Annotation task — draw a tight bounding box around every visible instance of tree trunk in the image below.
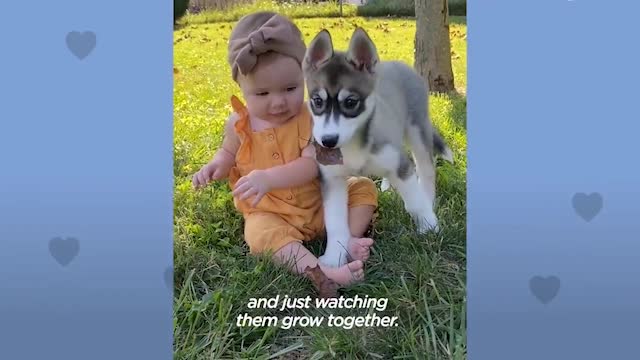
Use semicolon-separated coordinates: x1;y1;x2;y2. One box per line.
414;0;455;94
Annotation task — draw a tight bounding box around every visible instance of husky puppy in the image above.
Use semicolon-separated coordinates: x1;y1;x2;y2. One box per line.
302;28;453;267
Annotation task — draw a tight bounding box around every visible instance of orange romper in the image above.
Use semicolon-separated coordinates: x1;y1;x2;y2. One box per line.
227;96;378;254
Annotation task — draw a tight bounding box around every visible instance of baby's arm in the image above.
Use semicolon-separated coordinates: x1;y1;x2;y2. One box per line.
263;142;318;189
231;143;319;206
214;113;241;170
192;113;240;188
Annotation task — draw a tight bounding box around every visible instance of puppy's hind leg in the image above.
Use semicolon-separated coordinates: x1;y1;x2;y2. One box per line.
373;144;439;233
392;156;438;233
407;123;444;207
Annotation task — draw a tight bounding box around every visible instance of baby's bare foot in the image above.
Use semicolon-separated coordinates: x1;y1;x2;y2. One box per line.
319;260;364;286
347;237;374;262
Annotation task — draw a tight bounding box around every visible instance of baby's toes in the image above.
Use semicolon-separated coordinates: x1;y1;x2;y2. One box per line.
360;251;370;262
347;260;364;271
361;237;374;247
356;246;369;260
348;237;374;262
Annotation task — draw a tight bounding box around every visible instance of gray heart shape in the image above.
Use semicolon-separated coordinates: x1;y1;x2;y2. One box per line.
164;266;173;290
49;237;80;266
66;31;96;60
572;192;603;222
529;276;560;304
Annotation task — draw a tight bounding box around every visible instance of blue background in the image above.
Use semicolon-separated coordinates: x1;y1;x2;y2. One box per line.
1;0;639;359
468;0;640;359
0;1;173;359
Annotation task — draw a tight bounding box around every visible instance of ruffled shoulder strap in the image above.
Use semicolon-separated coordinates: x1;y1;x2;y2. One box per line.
297;103;313;150
229;95;250;135
228;95;253;158
230;95;248;116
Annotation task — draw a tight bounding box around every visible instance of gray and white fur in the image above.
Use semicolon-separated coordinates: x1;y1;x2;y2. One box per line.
303;28;453;267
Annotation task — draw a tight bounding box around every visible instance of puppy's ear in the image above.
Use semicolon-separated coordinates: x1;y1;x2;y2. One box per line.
346;27;378;74
304;29;333;72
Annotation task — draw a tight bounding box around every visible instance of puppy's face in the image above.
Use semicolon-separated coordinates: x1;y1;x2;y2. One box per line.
303;28;379;149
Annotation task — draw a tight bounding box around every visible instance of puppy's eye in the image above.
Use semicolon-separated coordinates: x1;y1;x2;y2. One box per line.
344;97;359;110
312;96;324;108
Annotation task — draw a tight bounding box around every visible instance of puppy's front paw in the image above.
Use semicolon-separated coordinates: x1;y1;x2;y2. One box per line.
414;210;439;234
380;178;392;192
318;249;348;268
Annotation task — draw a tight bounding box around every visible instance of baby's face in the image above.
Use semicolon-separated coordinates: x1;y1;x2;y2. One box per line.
238;53;305;125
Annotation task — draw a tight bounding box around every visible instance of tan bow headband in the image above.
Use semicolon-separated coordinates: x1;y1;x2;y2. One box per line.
228;13;306;81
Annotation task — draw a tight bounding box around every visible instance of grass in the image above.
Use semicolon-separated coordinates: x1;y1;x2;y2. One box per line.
174;15;467;359
358;0;466;17
180;0;358;25
179;0;466;26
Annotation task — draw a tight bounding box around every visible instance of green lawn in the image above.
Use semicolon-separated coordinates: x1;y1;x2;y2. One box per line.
179;0;467;25
180;0;358;25
174;16;467;359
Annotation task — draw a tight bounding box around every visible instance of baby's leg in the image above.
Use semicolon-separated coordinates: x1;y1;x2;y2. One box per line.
274;242;364;287
345;177;379;262
349;204;375;237
244;211;364;286
347;205;375;262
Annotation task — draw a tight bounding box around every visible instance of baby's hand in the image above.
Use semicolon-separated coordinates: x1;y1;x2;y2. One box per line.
192;161;227;189
232;170;272;207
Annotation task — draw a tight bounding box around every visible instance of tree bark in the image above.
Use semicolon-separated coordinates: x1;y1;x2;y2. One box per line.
414;0;455;94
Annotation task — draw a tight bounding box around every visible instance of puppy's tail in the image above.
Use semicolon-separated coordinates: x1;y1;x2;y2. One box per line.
433;129;454;163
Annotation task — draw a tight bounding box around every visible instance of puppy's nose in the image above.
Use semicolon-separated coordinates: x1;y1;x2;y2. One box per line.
321;134;339;148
